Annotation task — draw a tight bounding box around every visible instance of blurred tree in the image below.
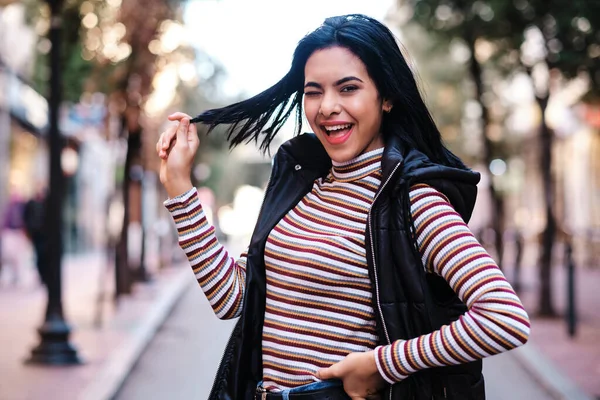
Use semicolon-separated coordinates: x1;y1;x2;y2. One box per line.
25;0;94;102
520;1;599;316
25;0;226;296
392;22;471;162
398;0;600;317
110;0;179;291
395;0;519;273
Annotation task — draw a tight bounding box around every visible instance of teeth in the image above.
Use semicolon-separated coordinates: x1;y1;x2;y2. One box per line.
324;124;352;132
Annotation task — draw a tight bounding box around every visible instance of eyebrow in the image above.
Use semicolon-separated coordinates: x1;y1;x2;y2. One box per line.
304;76;364;89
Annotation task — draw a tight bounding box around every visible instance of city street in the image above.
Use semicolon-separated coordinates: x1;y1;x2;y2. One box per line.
1;1;599;400
116;285;555;400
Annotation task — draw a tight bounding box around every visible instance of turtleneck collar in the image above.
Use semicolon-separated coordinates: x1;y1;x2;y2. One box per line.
331;147;384;182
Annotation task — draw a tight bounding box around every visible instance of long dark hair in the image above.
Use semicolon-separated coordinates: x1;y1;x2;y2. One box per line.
191;14;466;169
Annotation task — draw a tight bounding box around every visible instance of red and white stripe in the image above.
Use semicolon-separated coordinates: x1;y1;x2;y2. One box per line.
165;152;530;390
261;148;384;390
374;184;530;383
165;190;246;320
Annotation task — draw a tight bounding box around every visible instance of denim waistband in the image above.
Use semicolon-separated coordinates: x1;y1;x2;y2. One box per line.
257;379;344;400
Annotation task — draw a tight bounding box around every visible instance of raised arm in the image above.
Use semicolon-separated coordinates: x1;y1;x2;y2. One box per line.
157;113;246;319
165;189;247;319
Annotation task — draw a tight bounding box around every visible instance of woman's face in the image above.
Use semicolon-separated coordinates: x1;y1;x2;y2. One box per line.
303;46;390;163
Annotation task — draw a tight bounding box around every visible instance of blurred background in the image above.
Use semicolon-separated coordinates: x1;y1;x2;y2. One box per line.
0;0;598;399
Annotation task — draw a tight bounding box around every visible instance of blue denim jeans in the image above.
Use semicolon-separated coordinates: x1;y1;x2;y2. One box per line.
258;379;344;400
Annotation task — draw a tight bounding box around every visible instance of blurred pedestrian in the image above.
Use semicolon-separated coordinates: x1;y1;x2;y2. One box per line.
1;188;29;285
23;183;48;286
157;14;530;400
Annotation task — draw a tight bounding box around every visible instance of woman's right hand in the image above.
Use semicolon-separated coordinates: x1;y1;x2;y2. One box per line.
156;112;200;198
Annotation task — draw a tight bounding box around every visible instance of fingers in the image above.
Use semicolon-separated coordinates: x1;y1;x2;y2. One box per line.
156;134;162;154
316;366;337;381
157;112;197;161
188;122;200;150
157;132;167;159
157;124;178;159
176;118;190;144
168;112;192;121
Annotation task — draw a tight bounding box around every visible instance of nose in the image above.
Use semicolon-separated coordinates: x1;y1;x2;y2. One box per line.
318;92;341;117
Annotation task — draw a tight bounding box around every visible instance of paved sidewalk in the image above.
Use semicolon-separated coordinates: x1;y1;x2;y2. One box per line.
0;251;192;400
0;247;597;400
510;262;600;399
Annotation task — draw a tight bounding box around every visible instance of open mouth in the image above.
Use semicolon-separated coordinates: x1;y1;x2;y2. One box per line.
321;123;354;145
322;123;353;135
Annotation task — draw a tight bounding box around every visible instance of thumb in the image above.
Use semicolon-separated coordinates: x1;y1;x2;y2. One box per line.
316;366;336;381
188;122;199;143
176;118;190;145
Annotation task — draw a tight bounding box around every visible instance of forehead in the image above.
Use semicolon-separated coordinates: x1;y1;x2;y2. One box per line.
304;46;367;81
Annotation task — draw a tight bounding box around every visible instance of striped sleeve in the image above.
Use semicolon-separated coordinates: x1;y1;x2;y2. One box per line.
164;188;246;319
374;184;530;383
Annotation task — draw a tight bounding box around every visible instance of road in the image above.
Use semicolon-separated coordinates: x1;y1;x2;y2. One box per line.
116;286;554;400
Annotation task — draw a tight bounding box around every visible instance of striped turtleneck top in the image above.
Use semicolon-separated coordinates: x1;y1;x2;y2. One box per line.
261;147;383;389
164;147;529;390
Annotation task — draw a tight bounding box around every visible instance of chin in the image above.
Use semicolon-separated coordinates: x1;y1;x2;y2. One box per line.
315;133;364;163
323;147;360;164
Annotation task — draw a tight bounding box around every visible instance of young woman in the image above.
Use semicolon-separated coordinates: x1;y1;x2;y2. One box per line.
156;14;530;400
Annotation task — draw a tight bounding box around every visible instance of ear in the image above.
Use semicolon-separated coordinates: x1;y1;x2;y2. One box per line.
382;99;393;113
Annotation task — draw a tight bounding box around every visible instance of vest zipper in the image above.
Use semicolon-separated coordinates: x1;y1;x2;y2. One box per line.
368;161;402;400
207;319;243;399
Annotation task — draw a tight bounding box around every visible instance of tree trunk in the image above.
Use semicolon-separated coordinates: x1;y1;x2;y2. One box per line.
136;170;150;282
130;166;149;282
0;105;11;274
536;94;557;317
115;118;134;297
465;34;505;268
114;99;147;297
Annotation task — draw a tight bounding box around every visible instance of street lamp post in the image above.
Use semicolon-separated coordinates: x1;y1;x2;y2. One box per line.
28;0;81;365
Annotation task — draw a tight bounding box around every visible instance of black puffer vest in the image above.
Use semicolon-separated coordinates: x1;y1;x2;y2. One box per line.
208;133;484;400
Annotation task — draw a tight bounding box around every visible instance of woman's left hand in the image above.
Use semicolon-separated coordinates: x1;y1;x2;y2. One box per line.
316;351;386;400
